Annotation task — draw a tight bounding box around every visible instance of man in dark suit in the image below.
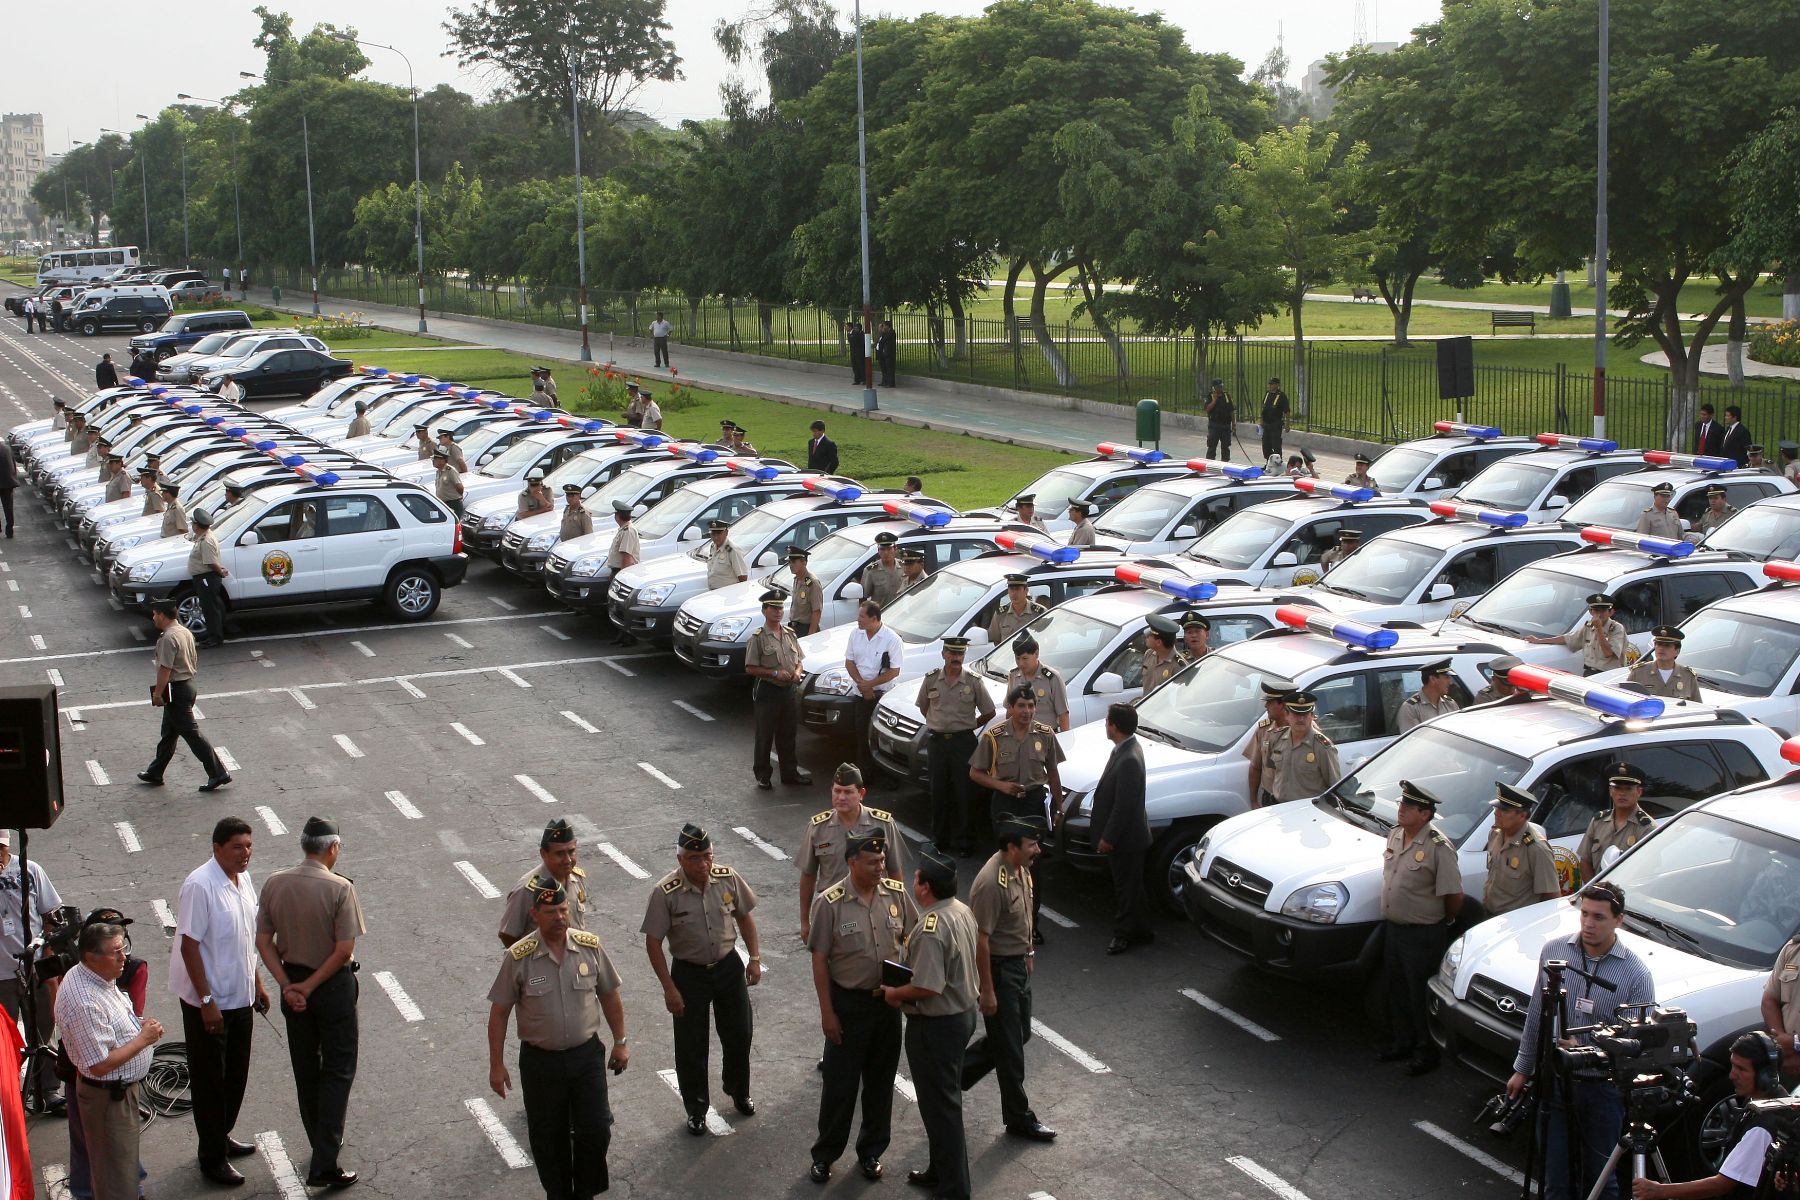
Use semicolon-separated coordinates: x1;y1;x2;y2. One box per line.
1720;405;1752;468
876;322;898;388
1693;404;1724;456
848;321;867;385
807;420;840;474
1089;703;1152;955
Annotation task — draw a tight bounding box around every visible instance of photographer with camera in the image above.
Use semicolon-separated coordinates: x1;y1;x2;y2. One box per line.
0;829;67;1114
1632;1032;1787;1199
1507;882;1658;1200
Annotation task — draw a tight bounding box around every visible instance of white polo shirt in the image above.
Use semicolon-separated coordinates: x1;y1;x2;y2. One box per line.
846;625;905;694
169;856;259;1010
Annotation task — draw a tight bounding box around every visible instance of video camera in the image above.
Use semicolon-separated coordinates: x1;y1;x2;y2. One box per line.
1558;1004;1700;1086
19;904;84;984
1742;1097;1800;1197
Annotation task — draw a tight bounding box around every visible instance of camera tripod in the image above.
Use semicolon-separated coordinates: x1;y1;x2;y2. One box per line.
8;827;64;1114
1582;1093;1672;1200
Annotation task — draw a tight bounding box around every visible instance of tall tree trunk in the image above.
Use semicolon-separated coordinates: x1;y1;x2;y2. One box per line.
1190;329;1212;408
1785;272;1799;322
1377;268;1422;348
1028;260;1075;387
1658;270;1746;449
757;301;774;345
926;301;948;369
1075;263;1130;380
1003;255;1026;360
687;297;701;344
1727;296;1746;389
1289;288;1309;420
946;292;967;361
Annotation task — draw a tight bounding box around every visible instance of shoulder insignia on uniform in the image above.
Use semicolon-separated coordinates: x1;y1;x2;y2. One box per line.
922;912;939;933
1030;721;1054;734
811;810;833;825
997;866;1008;888
880;878;907;893
824;885;847;902
1522;833;1536;845
711;865;734;878
1429;830;1448;845
570;866;586;879
1040;665;1056;677
568;929;601;949
509;936;539;960
660;874;683;894
1404;695;1420;705
867;807;893;821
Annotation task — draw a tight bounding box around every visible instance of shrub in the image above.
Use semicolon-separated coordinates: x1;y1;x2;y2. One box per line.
1750;319;1800;368
297;312;375;342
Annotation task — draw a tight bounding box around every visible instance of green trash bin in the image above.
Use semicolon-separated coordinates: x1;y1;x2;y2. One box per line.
1135;398;1161;448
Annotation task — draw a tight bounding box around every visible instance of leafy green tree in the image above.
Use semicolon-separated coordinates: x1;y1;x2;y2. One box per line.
1727;108;1800;323
252;6;369;82
715;0;851;109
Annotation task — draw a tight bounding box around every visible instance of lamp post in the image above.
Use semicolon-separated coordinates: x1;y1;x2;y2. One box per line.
853;0;878;412
333;33;428;333
103;126;151;257
136;113;188;263
1592;0;1609;441
178;94;244;296
241;72;320;316
570;68;591;362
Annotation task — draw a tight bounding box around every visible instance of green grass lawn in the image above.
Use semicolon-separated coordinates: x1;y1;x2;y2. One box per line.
1317;274;1790;320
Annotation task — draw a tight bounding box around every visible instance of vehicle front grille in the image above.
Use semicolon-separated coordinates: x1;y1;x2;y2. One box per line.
1207;858;1273;905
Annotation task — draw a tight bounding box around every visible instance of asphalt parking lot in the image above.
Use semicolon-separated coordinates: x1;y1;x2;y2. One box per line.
0;317;1526;1200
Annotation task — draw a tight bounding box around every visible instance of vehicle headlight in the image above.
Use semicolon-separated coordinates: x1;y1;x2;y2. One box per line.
112;534;145;551
98;513;134;528
569;555;607;577
1440;934;1466;984
709;615;753;641
481;512;515;530
1279;882;1347;924
526;531;558;551
127;561;162;582
813;667;855;696
637;583;676;607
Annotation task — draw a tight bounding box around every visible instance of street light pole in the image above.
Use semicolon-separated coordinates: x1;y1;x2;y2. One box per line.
335;34;428;333
1592;0;1609;441
178;95;245;296
853;0;878;412
570;69;591;362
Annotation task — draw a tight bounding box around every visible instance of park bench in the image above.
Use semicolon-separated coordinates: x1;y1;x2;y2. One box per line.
1490;310;1537;334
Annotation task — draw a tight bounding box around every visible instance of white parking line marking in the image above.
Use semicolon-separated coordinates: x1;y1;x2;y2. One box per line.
498;667;532;689
216;747;240;773
446;633;474;649
451;722;485;746
1413;1121;1525;1186
333;734;364;758
561;710;599;733
42;1163;70;1200
465;1098;532;1168
350;640;375;657
672;699;714;721
286;688;316;711
115;822;141;853
397;678;427;698
107;597;123;611
733;827;789;860
657;1070;732;1136
539;624;571;640
65;709;84;730
256;1131;308;1200
1038;905;1077;929
1227;1157;1313;1200
128;626;145;642
1180;988;1280;1042
256;806;287;836
86;760;109;786
386;790;423;819
489;595;517;611
46;668;63;687
600;657;636;677
374;971;425;1022
597;843;650;879
454;861;501;899
638;762;682;790
1028;1193;1058;1200
1029;1018;1110;1073
30;634;46;650
6;579;16;591
192;706;205;720
516;774;558;804
153;898;177;930
894;1074;916;1102
18;605;29;618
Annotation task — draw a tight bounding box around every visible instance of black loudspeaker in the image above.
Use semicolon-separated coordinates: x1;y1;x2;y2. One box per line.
0;685;64;829
1437;336;1475;400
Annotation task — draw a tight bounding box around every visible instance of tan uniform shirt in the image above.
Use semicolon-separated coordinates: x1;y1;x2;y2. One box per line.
1483;822;1560;915
808;877;916;991
606;523;640;570
788;572;824;628
487;930;620;1051
797;805;908;890
516;489;552;519
1764;938;1800;1038
1142;647;1188;692
346;415;371;439
916;667;996;733
1271;726;1341;802
1562;619;1629;673
85;444;101;469
559;505;593;541
1344;472;1375;490
433;464;462;504
861;560;903;607
1576;808;1655;879
498;867;591;945
439;443;467;473
1381;824;1463;925
187;530;222;577
1471;683;1511;706
746;622;802;679
255;859;367;969
161;501;189;539
1023;516;1050;534
987;600;1047;647
104;471;130;502
1623;661;1701;699
155;622;199;682
703;539;748;589
1006;667;1068;729
416;440;434;461
142;489;165;516
1635;507;1683;539
1250;718;1284;801
642;865;757;964
1318;547;1346;571
1695;505;1736;533
903;898;980;1016
974;720;1063;794
1396;691;1461;733
1066;520;1096;548
968;853;1033;957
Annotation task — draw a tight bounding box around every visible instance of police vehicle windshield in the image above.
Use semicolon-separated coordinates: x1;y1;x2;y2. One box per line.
1329;726;1529;843
585;461;678;512
1452;566;1594;639
635;482;727;539
1183;507;1293;569
1673;608;1800;696
1131;652;1268;754
1455;459;1558;511
1560;478;1673;531
880;564;993;644
1094;484;1197;541
765;527;874;590
978;608;1122;683
1011;468;1092;516
473;431;551;479
1701;502;1800;560
1366;446;1435;494
1316;538;1443;603
696;505;785;558
1596;810;1800;969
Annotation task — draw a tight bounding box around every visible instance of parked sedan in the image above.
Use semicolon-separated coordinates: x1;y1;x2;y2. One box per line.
202;348;354;400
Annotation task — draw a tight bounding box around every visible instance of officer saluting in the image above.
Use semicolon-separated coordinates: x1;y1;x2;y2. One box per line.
1529;593;1628;676
1269;690;1340;803
1576;760;1655;881
1396;658;1461;732
960;815;1055;1143
641;824;761;1135
918;637;996;856
1624;625;1700;699
487;875;628;1200
807;833;918;1185
1482;783;1560;917
986;575;1044;647
516;470;553;519
498;819;591;946
797;764;907;935
1006;634;1068;732
1140;614;1187;692
1378;780;1463;1076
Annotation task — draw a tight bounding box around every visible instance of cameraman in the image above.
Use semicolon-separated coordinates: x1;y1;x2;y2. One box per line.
1633;1032;1787;1199
1507;882;1657;1200
0;830;66;1113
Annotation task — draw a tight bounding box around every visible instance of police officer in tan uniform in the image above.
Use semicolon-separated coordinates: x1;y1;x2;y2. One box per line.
1013;494;1049;534
1762;933;1800;1078
1576;761;1655;880
1624;625;1700;699
1482;783;1560;917
898;547;927;592
104;455;130;502
1695;484;1736;533
861;532;904;606
960;815;1055;1143
1006;634;1069;732
1270;691;1340;802
1065;501;1097;547
412;424;433;460
702;520;748;589
1471;655;1523;705
1378;780;1463;1075
986;575;1045;646
559;483;593;540
787;547;824;636
498;819;592;946
1245;680;1291;807
1318;527;1361;571
138;467;164;515
808;833;917;1184
486;876;629;1200
345;402;371;439
1635;481;1682;539
187;507;229;648
1344;453;1376;490
969;685;1063;945
1530;593;1629;675
1141;614;1188;693
516;470;553;520
159;480;190;538
1396;658;1461;732
747;588;810;789
435;429;468;473
641;824;762;1135
918;636;997;855
1180;611;1211;661
432;448;464;516
253;816;366;1189
797;764;908;934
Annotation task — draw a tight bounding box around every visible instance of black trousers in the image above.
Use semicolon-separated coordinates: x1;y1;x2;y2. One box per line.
751;682;801;783
1108;848;1153;942
670;953;752;1116
653;336;670;367
1383;921;1448;1060
520;1036;612;1199
927;730;978;849
279;965;359;1175
906;1009;977;1200
960;955;1034;1127
192;569;227;641
812;984;902;1165
1262;425;1283;462
0;487;14;535
850;695;881;775
879;356;896;387
1206;425;1231;459
851;354;866;385
147;679;225;782
181;1000;253;1167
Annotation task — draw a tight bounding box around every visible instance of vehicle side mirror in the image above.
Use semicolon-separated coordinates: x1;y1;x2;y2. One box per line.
1272;551;1299;568
842;581;865;601
1428;582;1454;602
1545;494;1570;510
679;526;700;542
1093;671;1125;695
1344;756;1367;773
1174;522;1199;539
632;503;648;518
1599;845;1623;871
1423;476;1444;491
963;628;990;647
239;531;259;546
1678;518;1692;532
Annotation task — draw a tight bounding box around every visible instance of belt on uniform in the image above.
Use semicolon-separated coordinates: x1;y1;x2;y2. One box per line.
929;729;975;740
78;1075;135;1099
991;953;1030;962
281;961;358;979
522;1034;599;1055
675;952;738;971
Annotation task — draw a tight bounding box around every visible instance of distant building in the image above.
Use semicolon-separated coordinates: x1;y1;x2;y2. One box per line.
1;113;47;240
1300;43;1399;118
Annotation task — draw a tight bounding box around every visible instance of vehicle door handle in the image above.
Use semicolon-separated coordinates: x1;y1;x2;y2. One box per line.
379;536;400;543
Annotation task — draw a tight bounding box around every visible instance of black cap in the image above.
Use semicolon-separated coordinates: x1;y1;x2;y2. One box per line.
1338;528;1362;542
916;844;958;886
528;875;567;907
224;482;244;494
846;832;887;858
431;448;448;460
1012;634;1039;655
1146;613;1179;637
82;907;133;929
1750;444;1766;454
899;548;925;563
1016;493;1036;506
759;589;786;606
833;762;864;787
1068;501;1093;516
1705;484;1727;497
1420;658;1453;679
1485;654;1522;678
192;508;214;527
1586;593;1614;608
995;813;1048;843
414;423;429;432
1180;610;1211;630
138;465;157;477
1492;782;1533;812
942;636;971;652
563;483;582;494
1005;573;1030;585
1354;453;1372;464
788;546;810;559
1608;761;1645;787
541;818;575;848
301;816;339;838
874;532;898;546
1651;482;1675;496
677;823;711;851
719;419;737;430
1398;779;1440;810
1260;679;1293;701
1651;625;1682;643
161;481;179;496
1283;690;1316;713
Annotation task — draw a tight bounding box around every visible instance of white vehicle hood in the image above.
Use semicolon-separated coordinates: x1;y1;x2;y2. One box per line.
1205;800;1392;911
1057;721;1246;802
616;551;708;594
801;624;859;675
682;579;769;626
554;527;618;560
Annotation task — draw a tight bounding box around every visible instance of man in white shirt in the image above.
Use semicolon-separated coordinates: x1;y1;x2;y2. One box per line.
650;312;673;368
0;831;64;1111
1632;1032;1785;1199
640;390;663;431
845;599;904;775
171;817;268;1187
217;374;245;404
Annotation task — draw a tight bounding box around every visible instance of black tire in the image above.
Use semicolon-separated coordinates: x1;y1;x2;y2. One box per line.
156;346;177;360
1148;821;1215;916
173;588;208;639
384;566;441;621
79;320;98;336
1670;1073;1739;1178
139;319;157;333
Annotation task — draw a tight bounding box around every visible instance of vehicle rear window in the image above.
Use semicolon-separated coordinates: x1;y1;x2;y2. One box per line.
396;493;447;523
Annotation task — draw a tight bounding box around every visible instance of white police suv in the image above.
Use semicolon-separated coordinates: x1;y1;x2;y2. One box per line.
1699;493;1800;561
1555;451;1794;535
1362;422;1540;500
1450;433;1645;523
1086;459;1301;555
1176;482;1432;587
985;443;1193;532
461;432;678;561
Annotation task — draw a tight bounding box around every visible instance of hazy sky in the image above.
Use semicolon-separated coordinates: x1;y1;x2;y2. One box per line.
11;0;1443;153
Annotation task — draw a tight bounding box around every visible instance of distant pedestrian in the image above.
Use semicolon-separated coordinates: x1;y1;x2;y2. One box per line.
1204;380;1234;459
651;311;672;368
0;436;15;538
187;507;230;648
1720;405;1752;468
137;599;230;791
96;353;120;390
218;375;244;404
848;320;867;385
222;266;233;295
1092;703;1152;955
640;389;663;431
876;321;897;387
535;367;559;405
129;348;158;382
50;297;64;331
20;296;35;333
346;401;371;439
807;420;840;474
904;476;923;496
1260;377;1290;463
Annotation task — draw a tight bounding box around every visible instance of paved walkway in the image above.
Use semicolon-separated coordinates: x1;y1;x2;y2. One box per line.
1640;341;1800;382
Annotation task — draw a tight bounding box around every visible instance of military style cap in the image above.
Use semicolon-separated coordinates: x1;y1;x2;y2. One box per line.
995;812;1048;843
52;397;65;408
788;546;810;559
874;531;899;546
898;548;925;563
563;483;582;494
1180;610;1212;630
846;832;886;858
96;438;112;446
431;448;448;460
192;508;214;527
526;469;545;481
677;823;712;851
224;482;245;494
353;400;367;411
436;429;455;439
719;419;737;430
1782;441;1799;454
1067;501;1093;516
833;762;864;787
414;423;429;432
1651;625;1683;644
1607;761;1645;786
1012;634;1039;655
1354;453;1372;464
917;843;958;886
1005;573;1030;586
160;481;179;496
1750;444;1766;454
1260;679;1293;701
1491;782;1533;811
107;454;123;463
1016;493;1036;506
138;465;158;477
942;636;972;652
1283;689;1317;713
1398;779;1440;810
1485;654;1522;678
1586;593;1614;608
528;874;567;907
1705;484;1727;497
1146;613;1180;637
612;499;632;513
1650;482;1675;496
1337;528;1363;542
1420;658;1454;679
735;426;749;436
301;816;339;838
541;818;575;847
759;589;786;606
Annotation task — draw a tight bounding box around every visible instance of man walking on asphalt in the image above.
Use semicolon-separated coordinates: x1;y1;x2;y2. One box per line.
96;353;120;390
138;599;231;791
651;312;673;368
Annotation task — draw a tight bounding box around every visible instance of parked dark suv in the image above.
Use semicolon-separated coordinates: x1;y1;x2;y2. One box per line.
129;310;254;359
75;296;172;336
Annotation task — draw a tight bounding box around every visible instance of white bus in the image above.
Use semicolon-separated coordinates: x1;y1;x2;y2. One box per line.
36;246;141;286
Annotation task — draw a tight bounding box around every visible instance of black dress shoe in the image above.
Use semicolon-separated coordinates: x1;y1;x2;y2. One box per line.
685;1113;706;1136
755;778;773;791
809;1161;831;1184
136;772;164;786
42;1095;67;1116
200;1162;245;1187
1006;1121;1058;1142
781;773;813;786
198;774;232;793
1376;1047;1411;1063
906;1168;939;1189
305;1168;359;1190
1105;937;1130;955
1404;1056;1440;1077
815;1056;824;1073
1032;927;1046;946
732;1094;756;1116
224;1137;256;1157
859;1158;883;1181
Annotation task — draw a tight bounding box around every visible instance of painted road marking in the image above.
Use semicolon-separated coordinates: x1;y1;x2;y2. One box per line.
6;579;16;591
86;759;109;786
65;710;84;730
489;595;517;611
446;633;474;649
374;971;425;1022
1180;989;1279;1042
1227;1157;1313;1200
894;1074;915;1102
1413;1121;1525;1186
1029;1018;1110;1073
30;634;45;650
350;640;375;657
286;687;316;711
638;762;682;790
153;899;177;931
129;626;145;642
18;605;30;618
560;710;599;733
386;790;423;819
672;699;714;721
46;668;63;687
451;722;485;746
454;861;501;899
333;734;364;758
516;774;558;804
465;1098;532;1168
192;706;205;720
498;667;532;688
397;678;427;699
116;822;141;854
657;1070;732;1136
600;657;637;677
597;843;650;880
539;624;571;640
216;747;240;773
1038;906;1077;929
734;827;789;860
256;806;287;836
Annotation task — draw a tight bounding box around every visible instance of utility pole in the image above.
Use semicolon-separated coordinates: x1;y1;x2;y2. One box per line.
853;0;878;412
1592;0;1609;440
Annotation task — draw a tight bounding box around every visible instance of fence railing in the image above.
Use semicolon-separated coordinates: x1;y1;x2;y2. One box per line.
247;264;1800;451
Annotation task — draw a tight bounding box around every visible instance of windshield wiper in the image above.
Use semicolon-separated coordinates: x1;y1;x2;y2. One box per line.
1623;911;1703;951
1457;615;1506;634
1186;552;1222;566
1323;585;1368;600
1136;725;1181;747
